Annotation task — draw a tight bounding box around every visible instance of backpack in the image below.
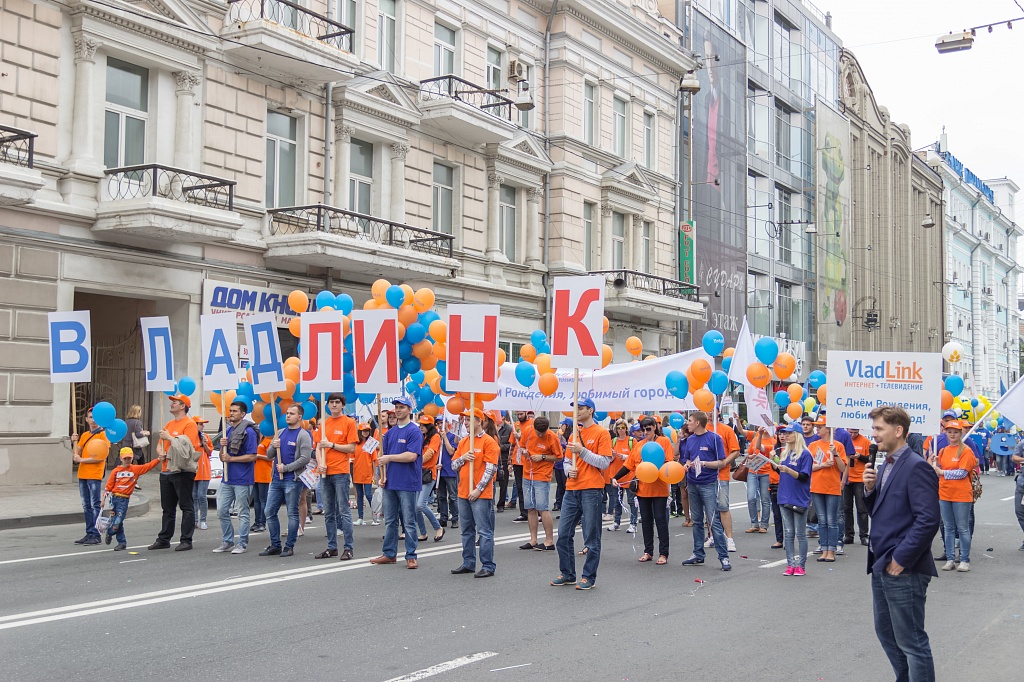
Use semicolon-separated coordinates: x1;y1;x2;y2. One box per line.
166;435;200;473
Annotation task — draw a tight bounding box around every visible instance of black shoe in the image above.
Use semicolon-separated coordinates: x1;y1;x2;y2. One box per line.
843;537;854;545
83;536;101;545
934;553;947;561
451;565;475;574
512;515;528;523
74;536;89;545
861;538;869;546
315;549;339;559
174;542;192;552
520;542;537;550
474;569;495;578
496;507;504;513
148;541;171;550
280;547;294;557
552;505;561;512
508;501;517;509
450;521;459;529
250;525;266;533
440;520;448;527
104;534;113;545
259;546;282;556
114;543;127;551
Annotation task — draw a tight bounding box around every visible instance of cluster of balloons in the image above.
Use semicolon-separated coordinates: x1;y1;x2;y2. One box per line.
515;319;613;398
663;331;733;411
90;401;128;448
633;439;686;485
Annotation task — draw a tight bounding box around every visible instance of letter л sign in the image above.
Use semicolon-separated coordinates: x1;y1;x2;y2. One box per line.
351;309;401;394
551;275;605;370
140;316;175;392
446;304;500;391
300;310;345;393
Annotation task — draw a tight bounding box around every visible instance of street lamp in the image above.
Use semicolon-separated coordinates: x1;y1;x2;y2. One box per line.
921;214;936;229
679;71;700;94
935;17;1021;54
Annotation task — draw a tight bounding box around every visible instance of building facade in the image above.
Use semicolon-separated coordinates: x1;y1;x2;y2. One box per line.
0;0;700;485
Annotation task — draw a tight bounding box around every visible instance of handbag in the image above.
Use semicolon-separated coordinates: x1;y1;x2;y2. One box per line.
422;467;434;485
132;432;150;449
732;464;749;482
782;503;807;514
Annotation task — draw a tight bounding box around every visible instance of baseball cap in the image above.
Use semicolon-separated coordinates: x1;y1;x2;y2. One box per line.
463;408;487;422
941;410;958;421
192;416;209;424
392;397;413;408
169;394;191;408
357;422;371;431
813;416;827;426
780;423;802;433
570;397;596;410
944;419;967;430
119;447;134;458
417;414;434;425
560;418;574;427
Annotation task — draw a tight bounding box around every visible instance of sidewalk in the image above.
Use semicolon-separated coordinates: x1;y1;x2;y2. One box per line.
0;484;150;531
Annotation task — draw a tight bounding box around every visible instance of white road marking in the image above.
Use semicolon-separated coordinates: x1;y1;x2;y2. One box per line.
1001;496;1015;501
759;558;789;568
383;652;499;681
0;543;178;566
490;663;532;672
118;559;146;564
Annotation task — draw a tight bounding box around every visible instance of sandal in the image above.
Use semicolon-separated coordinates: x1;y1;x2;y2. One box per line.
638;553;653;562
744;528;759;533
655;556;668;565
578;547;588;555
683;521;693;527
771;542;784;549
417;534;428;542
434;528;445;542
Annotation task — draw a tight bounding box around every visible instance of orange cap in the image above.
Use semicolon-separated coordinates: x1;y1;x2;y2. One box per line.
192;416;209;424
358;422;371;431
463;408;487;422
169;394;191;408
417;414;435;425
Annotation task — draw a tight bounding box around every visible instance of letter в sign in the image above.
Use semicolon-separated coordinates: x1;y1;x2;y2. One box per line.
48;310;92;383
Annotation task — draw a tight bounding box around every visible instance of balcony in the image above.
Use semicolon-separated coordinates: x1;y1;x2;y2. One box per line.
590;269;704;322
222;0;357;83
418;76;518;145
0;125;45;206
93;165;243;242
265;205;460;281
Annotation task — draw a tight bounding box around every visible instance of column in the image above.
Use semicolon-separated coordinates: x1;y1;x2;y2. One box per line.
68;34;101;172
486;172;504;259
333;124;353;209
390;142;409;223
600;202;614;270
632;213;645;272
172;71;201;169
525;187;542;266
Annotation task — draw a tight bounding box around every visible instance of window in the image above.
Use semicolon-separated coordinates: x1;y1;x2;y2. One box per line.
349;138;373;218
776;187;792;264
583;82;596;145
643;112;655;169
775;104;792;171
499;184;517;261
773;18;791;87
498;341;524;364
612;212;625;269
104;58;148;169
776;281;793;337
748;87;769;157
748;272;772;336
432;163;454;235
517;63;532;128
612;97;627;157
265;110;297;208
486;47;502;91
434;23;455;77
337;0;356;49
583;202;595;270
641;221;652;273
378;0;397;74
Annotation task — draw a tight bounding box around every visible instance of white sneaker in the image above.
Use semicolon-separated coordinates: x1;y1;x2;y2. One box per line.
602;514;613;522
371;519;381;526
726;538;737;553
941;560;956;571
956;561;970;572
306;516;313;524
627;524;636;534
199;522;208;530
212;541;234;553
610;523;620;531
353;519;365;526
230;544;247;554
704;537;715;548
836;545;844;555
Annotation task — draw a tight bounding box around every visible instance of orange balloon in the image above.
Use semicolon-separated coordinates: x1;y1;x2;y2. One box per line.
476;392;497;403
288;317;301;338
535;353;555;375
281;379;296;398
259;390;276;402
786;403;804;420
562;411;574;418
396;322;406;340
746;362;772;389
220;390;236;411
660;460;685;485
816;384;827;406
538;372;559;396
413;288;435;313
608;411;623;420
363;299;379;310
941;389;954;410
398;305;418;327
601;344;613;368
625;336;643;356
284;364;300;384
420;355;437;371
603;316;609;334
432;342;447;361
636;461;660;484
520;344;537;363
787;383;804;402
400;284;414;307
429;376;442;394
690;359;712;384
723;347;735;359
423;403;440;417
283;356;300;367
686;366;706;392
692;387;716;412
773;353;797;380
446;397;465;414
84;438;109;459
208;391;221;407
497;348;507;367
371;279;391;304
252;402;266;423
277;398;294;414
412;340;433;359
428;320;447;343
287;290;309;314
341;315;350;336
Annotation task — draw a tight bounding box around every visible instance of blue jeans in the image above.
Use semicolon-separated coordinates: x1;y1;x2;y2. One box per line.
265;479;302;549
605;484;620;516
811;493;842;551
107;495;129;545
436;476;459;524
416;478;441;535
998;454;1013;475
780;504;808;568
382;488;419;559
614;488;638;525
354;483;374;520
252;482;269;526
79;478;102;539
218;484;251;546
688;482;728;562
457;497;495;572
316;477;324;512
746;473;771;528
940;500;972;563
192;479;210;523
555;488;603;582
321;473;354;552
872;571;935;682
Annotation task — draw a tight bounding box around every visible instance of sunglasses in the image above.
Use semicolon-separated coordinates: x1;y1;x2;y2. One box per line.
644;426;656;431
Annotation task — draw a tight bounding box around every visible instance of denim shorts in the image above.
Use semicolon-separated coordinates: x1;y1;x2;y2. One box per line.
523;478;551;511
716;479;730;511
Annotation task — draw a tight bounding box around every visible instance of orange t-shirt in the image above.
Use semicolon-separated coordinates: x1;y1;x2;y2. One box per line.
609;436;633;484
77;431;109;480
255;436;273;484
566;423;613;491
422;433;441;481
160;417;201;473
937;445;977;503
195;432;213;481
521;429;563;482
846;434;871;483
351;439;378;485
455;433;500;500
747;436;776;475
809;440;847;495
105;459;161;497
714;423;740;481
513;422;534;465
624;436;675;497
320;414;359;475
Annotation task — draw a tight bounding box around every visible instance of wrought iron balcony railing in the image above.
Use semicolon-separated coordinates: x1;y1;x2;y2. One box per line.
268;204;455;259
226;0;355;51
590;269;700;301
104;164;236;211
0;124;37;169
419;75;514;122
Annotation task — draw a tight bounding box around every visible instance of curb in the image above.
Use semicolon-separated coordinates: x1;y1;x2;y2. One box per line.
0;494;150;531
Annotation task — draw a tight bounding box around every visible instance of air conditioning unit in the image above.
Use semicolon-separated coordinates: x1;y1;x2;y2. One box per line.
508;60;525;81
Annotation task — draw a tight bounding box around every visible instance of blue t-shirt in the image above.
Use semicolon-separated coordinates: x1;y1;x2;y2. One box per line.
439;432;458;477
834;428;856;461
274;427;305;482
382;421;423;492
804;431;821;445
681;431;725;486
777;448;813;508
223;423;258;486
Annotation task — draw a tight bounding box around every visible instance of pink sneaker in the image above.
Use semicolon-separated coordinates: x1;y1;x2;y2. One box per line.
783;566;795;576
793;566;806;576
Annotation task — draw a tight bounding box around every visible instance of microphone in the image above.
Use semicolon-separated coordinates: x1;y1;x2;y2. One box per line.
868;443;878;468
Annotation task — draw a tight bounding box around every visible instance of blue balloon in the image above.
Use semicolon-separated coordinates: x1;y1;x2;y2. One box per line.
92;401;116;428
277;414;287;429
411;370;425;385
105;418;128;443
402;357;422;374
536;340;551;355
334;293;354;316
262;403;275;422
970;398;979;407
640;441;666;467
708;370;729;396
436;361;447;377
594;411;608;423
774;390;792;408
417;387;434;406
236;381;255;397
664;426;675;440
292;389;312;403
163;381;178;397
234;395;254;412
754;337;779;365
418;311;441;328
515;361;537;388
315;290;336;311
302;401;318;420
259;419;275;437
943;375;965;397
722;357;732;372
405;322;427;345
385;285;406;309
668;412;685;429
343;388;357;405
702;330;726;357
343;374;355;393
808;370;827;390
665;370;689;397
398;340;413;359
343;334;353;353
177;376;197;397
405;380;419;394
530;330;547;347
357;393;375;405
343;353;354;373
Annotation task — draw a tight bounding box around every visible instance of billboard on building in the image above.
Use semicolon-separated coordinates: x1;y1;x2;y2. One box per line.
691;11;747;345
815;101;852;353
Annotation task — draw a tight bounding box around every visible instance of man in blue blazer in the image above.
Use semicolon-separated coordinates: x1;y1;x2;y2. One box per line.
864;406;940;682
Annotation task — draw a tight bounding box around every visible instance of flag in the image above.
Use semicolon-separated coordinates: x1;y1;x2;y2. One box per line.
727;317;774;429
1000;377;1007;397
968;375;1024;438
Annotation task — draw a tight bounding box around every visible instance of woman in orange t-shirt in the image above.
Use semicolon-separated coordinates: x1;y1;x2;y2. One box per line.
930;420;976;571
612;417;675;564
191;418;214;530
608;420;634;530
744;428;776;534
416;415;445;542
351;423;378;525
808;419;847;562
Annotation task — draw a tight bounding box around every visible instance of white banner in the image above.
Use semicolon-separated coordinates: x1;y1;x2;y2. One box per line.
140;316;175;392
550;275;605;370
727;317;775;428
243;313;286;395
826;351;943;433
300;310;345;393
201;313;241;392
48;310;92;383
489;348;711;411
446;304;500;392
202;279;301;327
351;309;401;395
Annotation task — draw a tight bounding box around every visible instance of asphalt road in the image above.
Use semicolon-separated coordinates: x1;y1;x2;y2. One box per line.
1;479;1022;681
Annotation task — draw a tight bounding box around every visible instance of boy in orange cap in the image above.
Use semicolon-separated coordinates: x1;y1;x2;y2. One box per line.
103;447;163;550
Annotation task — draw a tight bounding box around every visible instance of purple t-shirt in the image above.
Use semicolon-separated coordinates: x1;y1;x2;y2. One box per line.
382;421;423;492
777;448;813;508
681;431;725;486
